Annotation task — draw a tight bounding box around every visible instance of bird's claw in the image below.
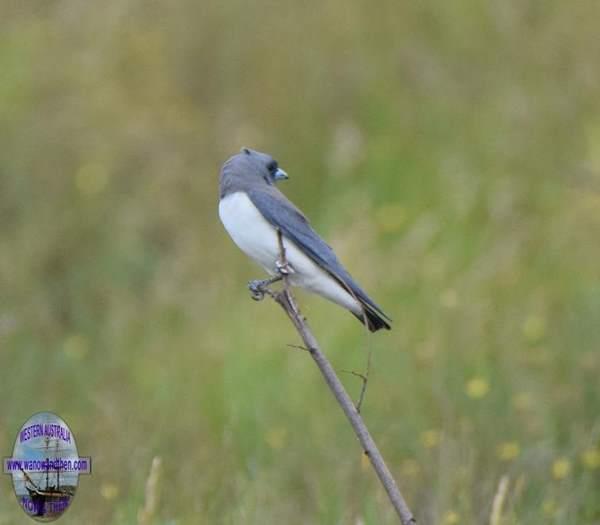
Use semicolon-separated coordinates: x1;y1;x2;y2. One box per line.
248;280;266;301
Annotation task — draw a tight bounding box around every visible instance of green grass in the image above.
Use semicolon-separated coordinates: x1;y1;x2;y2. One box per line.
1;1;600;524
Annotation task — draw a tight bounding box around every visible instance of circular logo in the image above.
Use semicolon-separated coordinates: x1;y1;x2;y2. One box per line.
3;412;91;521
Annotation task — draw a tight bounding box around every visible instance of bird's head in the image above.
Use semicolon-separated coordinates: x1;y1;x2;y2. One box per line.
242;147;288;184
220;148;288;196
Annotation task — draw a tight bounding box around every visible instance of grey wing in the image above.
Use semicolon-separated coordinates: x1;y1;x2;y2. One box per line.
247;188;391;322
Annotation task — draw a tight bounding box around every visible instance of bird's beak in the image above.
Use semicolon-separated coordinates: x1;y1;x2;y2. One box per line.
274;168;288;181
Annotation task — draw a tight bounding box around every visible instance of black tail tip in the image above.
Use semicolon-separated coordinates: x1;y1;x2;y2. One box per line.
352;309;391;332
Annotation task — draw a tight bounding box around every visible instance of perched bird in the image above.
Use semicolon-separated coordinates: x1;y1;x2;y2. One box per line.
218;148;391;332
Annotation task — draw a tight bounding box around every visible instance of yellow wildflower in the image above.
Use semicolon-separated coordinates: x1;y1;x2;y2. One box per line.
542;499;557;517
552;458;571;480
466;377;490;399
581;448;600;470
522;314;546;343
442;510;460;525
100;482;119;500
496;441;520;461
421;429;441;449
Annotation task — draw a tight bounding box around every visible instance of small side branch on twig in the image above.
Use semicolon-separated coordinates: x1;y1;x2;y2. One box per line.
248;229;416;525
341;369;369;413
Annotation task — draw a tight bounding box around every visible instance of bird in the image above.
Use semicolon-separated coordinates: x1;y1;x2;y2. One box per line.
218;147;391;332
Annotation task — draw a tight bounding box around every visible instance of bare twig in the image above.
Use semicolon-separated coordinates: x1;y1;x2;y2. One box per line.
358;339;374;413
254;229;416;524
286;343;309;352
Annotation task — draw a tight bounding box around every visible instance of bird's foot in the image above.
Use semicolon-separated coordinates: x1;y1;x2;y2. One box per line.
248;275;282;301
275;259;294;276
248;279;269;301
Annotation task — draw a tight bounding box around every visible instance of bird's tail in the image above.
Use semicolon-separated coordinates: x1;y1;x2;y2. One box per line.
330;271;392;332
352;301;391;332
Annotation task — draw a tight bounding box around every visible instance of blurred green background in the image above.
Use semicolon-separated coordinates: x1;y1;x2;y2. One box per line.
1;1;599;524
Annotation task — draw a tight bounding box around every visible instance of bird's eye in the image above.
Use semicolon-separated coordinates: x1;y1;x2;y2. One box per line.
266;160;278;172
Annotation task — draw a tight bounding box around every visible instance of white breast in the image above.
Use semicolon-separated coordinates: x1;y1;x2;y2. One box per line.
218;191;361;314
219;191;281;275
